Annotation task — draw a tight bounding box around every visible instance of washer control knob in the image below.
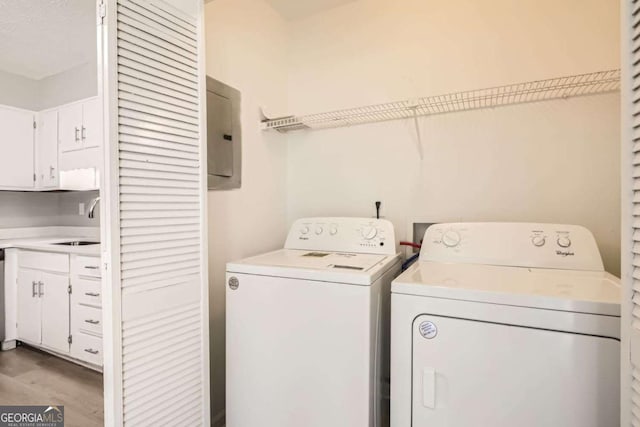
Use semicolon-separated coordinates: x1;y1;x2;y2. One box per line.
315;226;323;235
442;230;461;248
532;235;546;247
300;226;310;235
557;236;571;248
361;226;378;240
330;227;338;235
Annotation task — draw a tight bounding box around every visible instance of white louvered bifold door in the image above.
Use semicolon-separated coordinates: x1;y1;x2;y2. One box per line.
102;0;209;424
624;0;640;425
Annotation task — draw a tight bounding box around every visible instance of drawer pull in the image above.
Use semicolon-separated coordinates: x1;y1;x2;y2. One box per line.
85;292;100;297
85;319;100;325
84;348;99;355
32;281;37;297
84;266;100;270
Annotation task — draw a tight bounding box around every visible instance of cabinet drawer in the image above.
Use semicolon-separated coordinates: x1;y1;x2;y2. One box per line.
71;255;101;278
74;305;102;336
71;332;102;366
74;278;101;308
19;251;69;273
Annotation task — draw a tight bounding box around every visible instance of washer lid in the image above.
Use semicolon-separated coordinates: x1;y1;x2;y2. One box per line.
227;249;398;285
392;261;620;316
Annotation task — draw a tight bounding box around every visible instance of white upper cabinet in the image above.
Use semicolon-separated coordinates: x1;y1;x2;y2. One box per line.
59;103;84;153
81;98;102;149
59;98;102;153
36;109;59;189
0;106;34;190
0;96;103;192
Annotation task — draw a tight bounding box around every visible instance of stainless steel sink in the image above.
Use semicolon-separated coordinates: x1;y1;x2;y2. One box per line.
52;241;100;246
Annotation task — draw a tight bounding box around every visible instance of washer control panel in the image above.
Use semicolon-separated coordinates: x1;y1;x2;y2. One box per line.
420;222;604;271
285;217;396;255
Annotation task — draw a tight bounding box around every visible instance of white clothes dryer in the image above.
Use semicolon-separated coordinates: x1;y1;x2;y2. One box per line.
391;222;620;427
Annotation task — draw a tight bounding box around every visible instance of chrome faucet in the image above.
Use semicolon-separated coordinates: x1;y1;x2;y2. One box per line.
88;197;100;219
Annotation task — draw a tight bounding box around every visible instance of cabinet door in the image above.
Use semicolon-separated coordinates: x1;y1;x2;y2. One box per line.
58;103;83;153
36;110;59;188
81;98;102;149
17;270;41;344
0;107;34;189
40;272;70;353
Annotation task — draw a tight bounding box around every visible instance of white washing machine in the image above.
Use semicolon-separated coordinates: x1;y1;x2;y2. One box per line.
390;222;620;427
226;217;401;427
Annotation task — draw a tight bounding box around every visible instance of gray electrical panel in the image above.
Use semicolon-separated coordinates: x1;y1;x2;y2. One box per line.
207;76;241;190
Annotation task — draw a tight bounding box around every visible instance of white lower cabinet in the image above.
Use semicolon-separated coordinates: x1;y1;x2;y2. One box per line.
16;269;43;345
15;250;103;368
41;272;71;353
17;267;70;354
70;255;103;366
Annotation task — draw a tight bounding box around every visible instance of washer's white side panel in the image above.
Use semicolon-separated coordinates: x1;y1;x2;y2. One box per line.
390;293;621;427
226;273;375;427
411;314;619;426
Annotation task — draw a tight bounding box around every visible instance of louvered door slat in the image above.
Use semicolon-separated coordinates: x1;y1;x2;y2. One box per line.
119;116;199;138
116;23;197;67
118;57;197;93
119;0;196;33
109;0;208;424
119;107;199;132
117;13;195;51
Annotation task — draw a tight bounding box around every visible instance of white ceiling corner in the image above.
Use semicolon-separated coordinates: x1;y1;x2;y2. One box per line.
264;0;356;20
0;0;96;80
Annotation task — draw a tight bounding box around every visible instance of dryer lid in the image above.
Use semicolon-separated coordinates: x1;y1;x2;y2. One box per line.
392;261;620;316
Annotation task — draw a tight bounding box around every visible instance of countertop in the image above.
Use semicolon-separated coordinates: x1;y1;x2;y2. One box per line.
0;237;101;256
0;227;101;256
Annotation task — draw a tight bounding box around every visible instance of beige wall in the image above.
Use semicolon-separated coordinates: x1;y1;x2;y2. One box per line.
285;0;621;274
204;0;288;422
204;0;621;422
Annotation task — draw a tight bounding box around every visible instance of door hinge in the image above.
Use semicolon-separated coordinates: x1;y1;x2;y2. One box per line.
68;285;72;294
68;335;72;344
33;121;36;129
33;173;36;182
98;0;106;24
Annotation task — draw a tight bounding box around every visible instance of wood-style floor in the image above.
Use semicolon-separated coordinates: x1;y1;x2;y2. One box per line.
0;345;103;427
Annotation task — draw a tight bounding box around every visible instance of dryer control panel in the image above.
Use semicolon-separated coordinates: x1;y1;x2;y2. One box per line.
420;222;604;271
285;217;397;255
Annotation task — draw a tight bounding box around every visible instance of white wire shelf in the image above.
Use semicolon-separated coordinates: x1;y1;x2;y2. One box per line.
261;69;620;132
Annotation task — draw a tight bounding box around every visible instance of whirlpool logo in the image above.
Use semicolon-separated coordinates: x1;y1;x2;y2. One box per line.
556;250;575;257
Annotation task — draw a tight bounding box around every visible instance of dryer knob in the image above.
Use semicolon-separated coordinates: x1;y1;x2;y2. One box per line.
361;226;378;240
315;226;324;235
330;227;338;235
531;235;546;247
300;226;310;235
557;236;571;248
442;230;461;247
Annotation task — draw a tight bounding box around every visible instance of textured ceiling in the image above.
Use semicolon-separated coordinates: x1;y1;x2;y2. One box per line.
264;0;356;20
0;0;96;80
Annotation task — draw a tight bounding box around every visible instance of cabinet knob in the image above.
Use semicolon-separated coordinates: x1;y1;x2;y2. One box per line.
74;127;80;142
